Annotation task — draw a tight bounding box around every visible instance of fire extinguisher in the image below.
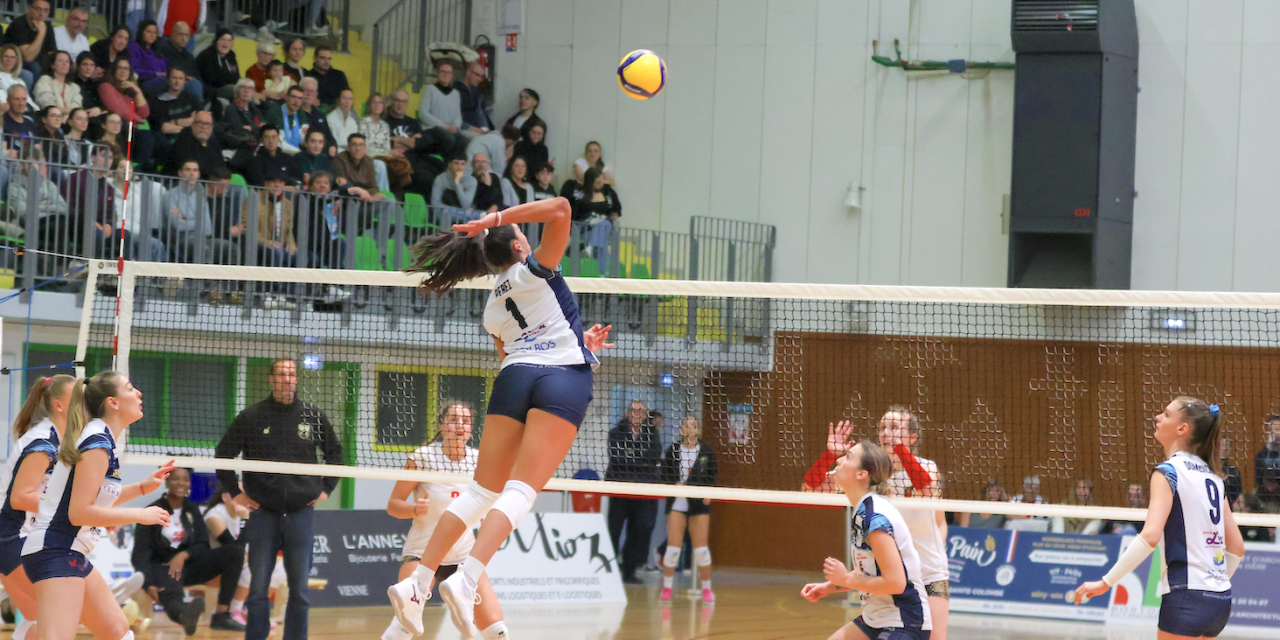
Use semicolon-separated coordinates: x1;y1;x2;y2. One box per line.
473;36;496;101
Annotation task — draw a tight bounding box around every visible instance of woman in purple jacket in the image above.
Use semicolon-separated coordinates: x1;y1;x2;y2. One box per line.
126;20;168;89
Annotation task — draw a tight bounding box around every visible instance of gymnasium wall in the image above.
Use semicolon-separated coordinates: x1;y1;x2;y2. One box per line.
474;0;1280;293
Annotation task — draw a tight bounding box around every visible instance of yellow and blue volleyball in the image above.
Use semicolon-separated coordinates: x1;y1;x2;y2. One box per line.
617;49;666;100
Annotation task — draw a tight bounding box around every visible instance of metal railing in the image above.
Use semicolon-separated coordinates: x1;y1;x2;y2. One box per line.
219;0;352;50
370;0;470;100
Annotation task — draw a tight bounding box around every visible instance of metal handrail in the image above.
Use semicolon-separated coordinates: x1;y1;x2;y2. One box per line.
369;0;470;101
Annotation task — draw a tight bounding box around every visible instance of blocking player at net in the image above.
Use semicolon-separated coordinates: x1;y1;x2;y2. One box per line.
802;441;932;640
388;197;609;638
1072;397;1245;640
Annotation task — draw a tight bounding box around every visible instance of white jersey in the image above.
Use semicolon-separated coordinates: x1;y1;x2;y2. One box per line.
0;418;59;539
483;257;598;369
23;419;122;556
401;443;480;565
1154;451;1231;595
850;492;932;632
887;462;949;585
204;503;243;541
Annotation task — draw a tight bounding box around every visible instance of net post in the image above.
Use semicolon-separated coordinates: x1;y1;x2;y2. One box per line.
115;260;135;379
74;260;102;379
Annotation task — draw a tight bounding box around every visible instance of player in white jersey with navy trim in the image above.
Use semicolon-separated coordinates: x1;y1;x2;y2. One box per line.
381;400;510;640
1074;396;1246;640
388;197;612;637
203;484;286;626
0;375;75;640
803;441;932;640
21;371;176;640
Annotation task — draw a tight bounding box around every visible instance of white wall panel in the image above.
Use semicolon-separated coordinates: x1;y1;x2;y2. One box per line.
659;45;717;232
969;0;1011;46
1187;0;1243;45
668;0;717;46
708;45;765;223
1230;44;1280;291
1175;43;1241;291
816;0;864;46
758;40;817;284
613;44;669;232
961;44;1014;287
717;0;767;46
1130;43;1187;292
917;0;972;45
619;0;669;51
1242;0;1280;44
521;45;574;177
1135;0;1189;45
765;0;817;46
572;0;621;48
525;0;575;47
567;45;621;177
807;41;864;284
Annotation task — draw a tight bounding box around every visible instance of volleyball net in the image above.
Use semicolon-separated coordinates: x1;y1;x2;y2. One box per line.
77;260;1280;526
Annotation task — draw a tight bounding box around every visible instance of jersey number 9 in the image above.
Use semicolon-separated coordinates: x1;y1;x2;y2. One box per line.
1205;479;1221;525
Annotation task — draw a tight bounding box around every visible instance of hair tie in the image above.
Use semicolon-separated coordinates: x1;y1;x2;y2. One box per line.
43;377;50;385
481;228;489;238
1209;404;1220;418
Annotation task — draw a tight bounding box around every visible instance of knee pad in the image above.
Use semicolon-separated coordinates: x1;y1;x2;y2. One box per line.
480;620;509;639
662;545;682;569
238;563;252;589
694;546;712;568
445;482;501;529
490;480;537;530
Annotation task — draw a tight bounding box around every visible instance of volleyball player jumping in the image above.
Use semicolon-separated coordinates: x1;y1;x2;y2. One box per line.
388;197;610;637
1072;397;1245;640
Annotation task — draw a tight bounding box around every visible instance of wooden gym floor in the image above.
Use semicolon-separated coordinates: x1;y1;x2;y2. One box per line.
135;569;1267;640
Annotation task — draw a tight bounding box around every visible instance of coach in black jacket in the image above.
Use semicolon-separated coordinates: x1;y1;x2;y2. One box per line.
132;468;245;634
606;400;663;584
214;358;343;640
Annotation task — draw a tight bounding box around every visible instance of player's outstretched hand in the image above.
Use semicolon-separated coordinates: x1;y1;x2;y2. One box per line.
452;212;500;237
801;582;835;602
826;420;854;455
584;324;615;355
1070;580;1109;605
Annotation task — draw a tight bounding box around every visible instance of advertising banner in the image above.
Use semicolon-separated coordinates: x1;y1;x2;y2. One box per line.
947;527;1120;621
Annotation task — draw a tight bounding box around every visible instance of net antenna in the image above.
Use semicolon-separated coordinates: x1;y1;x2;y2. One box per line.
110;103;135;373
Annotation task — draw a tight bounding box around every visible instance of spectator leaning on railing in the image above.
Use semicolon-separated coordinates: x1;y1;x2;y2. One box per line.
243;124;301;187
162;159;240;264
430;152;475;212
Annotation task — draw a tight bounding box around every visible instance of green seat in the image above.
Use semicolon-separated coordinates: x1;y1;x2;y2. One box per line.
629;263;651;279
579;258;601;277
354;235;382;271
385;239;410;270
380;190;396;201
404;193;430;228
230;174;247;187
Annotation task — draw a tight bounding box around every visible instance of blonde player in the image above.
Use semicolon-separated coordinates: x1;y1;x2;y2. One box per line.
802;441;932;640
383;400;506;640
1073;397;1245;640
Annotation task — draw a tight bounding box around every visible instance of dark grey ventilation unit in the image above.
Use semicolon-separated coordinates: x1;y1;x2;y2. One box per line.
1007;0;1137;289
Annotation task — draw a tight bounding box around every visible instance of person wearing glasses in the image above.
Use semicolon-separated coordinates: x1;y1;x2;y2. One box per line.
5;0;55;81
53;6;91;61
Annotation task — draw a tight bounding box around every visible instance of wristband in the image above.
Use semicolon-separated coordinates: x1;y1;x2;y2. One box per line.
892;443;933;491
1226;551;1242;578
1102;536;1155;586
496;211;503;227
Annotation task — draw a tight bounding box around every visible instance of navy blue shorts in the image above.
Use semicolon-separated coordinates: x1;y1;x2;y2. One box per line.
851;616;930;640
0;535;23;576
1159;588;1231;638
21;548;93;582
487;363;593;428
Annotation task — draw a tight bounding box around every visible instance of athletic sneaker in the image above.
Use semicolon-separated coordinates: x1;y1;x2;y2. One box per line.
181;596;206;636
382;619;415;640
438;571;479;638
659;587;673;603
210;611;247;631
702;588;716;605
230;609;248;626
386;577;428;636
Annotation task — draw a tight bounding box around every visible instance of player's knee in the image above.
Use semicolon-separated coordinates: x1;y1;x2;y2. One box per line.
694;546;712;567
491;480;537;529
445;481;501;528
662;545;681;568
480;620;509;639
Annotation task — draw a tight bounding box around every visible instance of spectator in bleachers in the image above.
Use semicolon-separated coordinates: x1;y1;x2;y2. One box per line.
3;85;36;138
53;6;91;61
246;41;276;95
957;480;1008;529
532;161;556;201
457;61;493;133
113;160;169;261
34;51;80;111
156;0;205;49
148;68;201;164
296;129;331;183
281;39;306;83
562;167;621;264
0;45;34;102
429;152;474;211
164;159;239;264
266;85;307;154
418;59;477;147
307;46;347;109
169;110;227;179
157;21;202;101
220;78;264;151
574;141;615;186
90;26;132;77
297;77;335;155
8;145;68;220
326;89;359;152
1220;436;1244;507
502;88;540;139
512;118;548;173
241;165;297;268
129;20;169;88
62;146;115;251
71;53;103;117
1254;452;1280;514
332;133;385;197
1010;474;1045;506
1101;482;1146;535
62;107;92;166
386;90;421;151
501;155;533;207
99;58;150;124
607;399;663;585
195;29;240;104
465;122;519;177
245;124;301;186
1258;414;1280;491
7;0;55;81
359;92;390;157
300;170;345;268
91;111;124;150
261;60;293;103
34;105;66;164
1231;494;1276;543
469;151;502;212
1062;477;1101;534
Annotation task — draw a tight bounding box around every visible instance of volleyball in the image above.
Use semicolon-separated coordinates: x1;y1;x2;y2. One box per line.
617;49;666;100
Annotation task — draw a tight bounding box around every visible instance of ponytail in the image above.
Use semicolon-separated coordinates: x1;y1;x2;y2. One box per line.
406;225;519;295
12;374;75;439
59;371;123;465
1176;395;1224;477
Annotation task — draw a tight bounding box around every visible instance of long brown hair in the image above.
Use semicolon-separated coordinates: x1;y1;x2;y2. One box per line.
582;167;603;199
60;371;123;465
855;440;894;496
13;374;76;439
107;58;136;96
405;226;520;295
1176;395;1224;476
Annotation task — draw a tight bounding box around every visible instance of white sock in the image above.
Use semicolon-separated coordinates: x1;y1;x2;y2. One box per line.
13;618;35;640
412;564;435;594
461;556;487;589
662;576;673;590
703;579;712;591
230;600;245;614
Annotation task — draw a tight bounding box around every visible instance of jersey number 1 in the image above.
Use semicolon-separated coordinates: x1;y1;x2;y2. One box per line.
1205;479;1221;525
505;298;529;330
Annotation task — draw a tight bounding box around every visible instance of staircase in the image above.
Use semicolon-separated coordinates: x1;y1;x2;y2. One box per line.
370;0;471;100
